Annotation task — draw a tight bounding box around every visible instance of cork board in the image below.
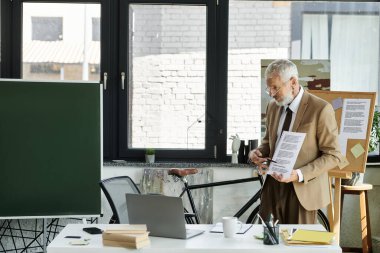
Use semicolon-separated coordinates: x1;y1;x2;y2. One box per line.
309;90;376;173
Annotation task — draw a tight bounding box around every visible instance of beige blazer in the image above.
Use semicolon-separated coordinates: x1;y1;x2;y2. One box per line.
258;91;349;211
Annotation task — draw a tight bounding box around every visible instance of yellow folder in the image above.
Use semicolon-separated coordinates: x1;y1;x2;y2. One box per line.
290;229;335;244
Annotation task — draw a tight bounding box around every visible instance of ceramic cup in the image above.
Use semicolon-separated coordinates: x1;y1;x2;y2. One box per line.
222;216;242;238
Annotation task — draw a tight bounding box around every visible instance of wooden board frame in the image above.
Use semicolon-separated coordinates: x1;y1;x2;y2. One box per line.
310;90;376;173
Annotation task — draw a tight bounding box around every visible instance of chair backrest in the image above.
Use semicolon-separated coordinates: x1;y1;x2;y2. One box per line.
99;176;141;224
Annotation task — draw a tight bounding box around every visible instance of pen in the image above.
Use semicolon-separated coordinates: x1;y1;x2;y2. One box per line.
247;158;277;164
257;213;266;224
266;158;277;163
288;228;297;240
268;213;274;227
257;214;278;244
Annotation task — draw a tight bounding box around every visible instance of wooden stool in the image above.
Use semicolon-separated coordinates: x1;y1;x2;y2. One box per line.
341;183;373;253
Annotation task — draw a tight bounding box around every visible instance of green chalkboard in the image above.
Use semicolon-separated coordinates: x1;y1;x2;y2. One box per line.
0;79;101;218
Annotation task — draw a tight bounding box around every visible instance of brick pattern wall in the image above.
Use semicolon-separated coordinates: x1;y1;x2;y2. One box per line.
130;2;291;151
131;5;206;57
228;1;291;49
131;52;206;148
227;48;288;152
226;1;290;152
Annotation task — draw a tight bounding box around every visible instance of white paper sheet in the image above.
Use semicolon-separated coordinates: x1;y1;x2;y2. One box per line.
340;99;370;140
268;131;306;179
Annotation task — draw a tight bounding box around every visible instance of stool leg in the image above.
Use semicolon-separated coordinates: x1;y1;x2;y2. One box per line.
359;191;371;253
340;191;345;225
365;191;372;253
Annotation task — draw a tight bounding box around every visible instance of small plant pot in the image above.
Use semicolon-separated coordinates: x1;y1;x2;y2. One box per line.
145;154;155;163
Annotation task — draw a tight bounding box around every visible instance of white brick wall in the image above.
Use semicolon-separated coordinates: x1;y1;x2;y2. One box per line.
131;5;206;57
130;1;291;151
226;1;290;153
227;48;288;153
228;1;291;49
131;53;206;148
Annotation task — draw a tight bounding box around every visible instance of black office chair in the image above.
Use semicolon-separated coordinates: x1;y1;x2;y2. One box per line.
99;176;141;224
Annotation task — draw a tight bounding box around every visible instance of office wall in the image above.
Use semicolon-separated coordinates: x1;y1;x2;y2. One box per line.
102;165;262;224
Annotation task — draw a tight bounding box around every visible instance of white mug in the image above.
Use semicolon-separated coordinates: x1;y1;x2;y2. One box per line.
222;216;242;238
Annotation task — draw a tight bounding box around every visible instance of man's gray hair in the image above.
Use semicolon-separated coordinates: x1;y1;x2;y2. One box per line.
265;59;298;82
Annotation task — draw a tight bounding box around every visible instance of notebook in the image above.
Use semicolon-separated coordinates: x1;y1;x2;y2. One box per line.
126;194;205;239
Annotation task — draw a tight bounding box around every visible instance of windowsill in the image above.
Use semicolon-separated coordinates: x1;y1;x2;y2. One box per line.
367;162;380;166
103;160;251;168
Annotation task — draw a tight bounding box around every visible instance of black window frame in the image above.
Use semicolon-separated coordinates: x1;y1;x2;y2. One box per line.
2;0;228;162
117;0;226;162
2;0;114;159
4;1;378;163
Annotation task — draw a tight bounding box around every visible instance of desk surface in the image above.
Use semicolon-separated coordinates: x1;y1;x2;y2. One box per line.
47;224;341;253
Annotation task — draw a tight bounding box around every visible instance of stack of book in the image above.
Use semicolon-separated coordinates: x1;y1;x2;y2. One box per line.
102;225;150;249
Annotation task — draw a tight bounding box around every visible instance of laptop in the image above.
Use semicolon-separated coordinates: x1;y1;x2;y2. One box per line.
126;193;205;239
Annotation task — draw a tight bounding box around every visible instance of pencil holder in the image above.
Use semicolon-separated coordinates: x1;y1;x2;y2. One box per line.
263;225;279;245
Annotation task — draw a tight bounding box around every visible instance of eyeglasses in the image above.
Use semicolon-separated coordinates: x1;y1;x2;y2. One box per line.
265;85;284;97
265;78;292;97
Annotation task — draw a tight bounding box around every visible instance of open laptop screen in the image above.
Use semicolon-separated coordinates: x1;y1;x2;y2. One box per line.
126;194;204;239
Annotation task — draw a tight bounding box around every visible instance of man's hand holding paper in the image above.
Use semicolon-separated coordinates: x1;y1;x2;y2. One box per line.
267;131;306;180
272;170;299;183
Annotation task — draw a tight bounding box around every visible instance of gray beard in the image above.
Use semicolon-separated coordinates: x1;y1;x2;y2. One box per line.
275;92;293;107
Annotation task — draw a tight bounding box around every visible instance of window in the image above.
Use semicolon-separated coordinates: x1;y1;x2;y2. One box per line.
22;3;101;81
128;5;206;150
92;17;100;41
32;17;63;41
292;2;380;160
294;4;380;95
3;0;380;161
118;0;217;160
292;2;380;97
226;1;291;153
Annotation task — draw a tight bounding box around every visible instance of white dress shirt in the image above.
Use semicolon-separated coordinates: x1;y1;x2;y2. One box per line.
275;86;304;182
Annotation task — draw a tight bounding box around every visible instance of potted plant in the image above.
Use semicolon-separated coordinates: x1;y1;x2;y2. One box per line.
369;110;380;153
145;148;155;163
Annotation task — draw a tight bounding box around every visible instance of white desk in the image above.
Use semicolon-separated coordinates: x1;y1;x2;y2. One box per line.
47;224;341;253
